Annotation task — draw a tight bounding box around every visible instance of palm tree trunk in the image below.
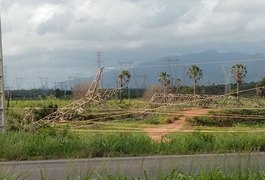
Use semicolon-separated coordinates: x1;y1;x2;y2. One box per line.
237;82;239;100
193;79;196;95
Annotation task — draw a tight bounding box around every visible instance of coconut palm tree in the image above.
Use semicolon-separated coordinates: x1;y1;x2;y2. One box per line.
158;72;170;102
187;65;203;95
231;64;247;99
158;72;170;87
118;70;131;88
118;70;131;101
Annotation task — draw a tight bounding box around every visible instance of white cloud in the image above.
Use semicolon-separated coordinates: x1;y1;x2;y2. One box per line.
2;0;265;88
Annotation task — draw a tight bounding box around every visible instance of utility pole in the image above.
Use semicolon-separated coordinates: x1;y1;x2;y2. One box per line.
0;12;6;132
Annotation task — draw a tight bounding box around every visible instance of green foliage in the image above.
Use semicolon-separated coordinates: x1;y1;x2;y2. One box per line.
256;77;265;87
158;72;170;87
118;70;131;88
231;64;247;84
32;104;58;120
187;65;203;83
187;64;203;95
1;130;265;161
189;109;265;127
143;115;177;125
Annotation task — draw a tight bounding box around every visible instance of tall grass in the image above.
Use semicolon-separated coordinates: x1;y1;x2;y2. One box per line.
98;169;265;180
0;129;265;161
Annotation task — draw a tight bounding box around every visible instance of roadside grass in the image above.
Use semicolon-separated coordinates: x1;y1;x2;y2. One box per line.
1;128;265;161
2;169;265;179
90;169;265;180
2;168;265;179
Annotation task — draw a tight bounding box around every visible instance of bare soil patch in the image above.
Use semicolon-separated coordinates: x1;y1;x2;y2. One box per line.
144;108;210;142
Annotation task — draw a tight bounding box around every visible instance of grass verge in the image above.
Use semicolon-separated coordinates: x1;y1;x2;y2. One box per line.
0;128;265;161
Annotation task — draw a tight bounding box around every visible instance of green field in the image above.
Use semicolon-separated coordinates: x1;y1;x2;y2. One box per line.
2;98;265;161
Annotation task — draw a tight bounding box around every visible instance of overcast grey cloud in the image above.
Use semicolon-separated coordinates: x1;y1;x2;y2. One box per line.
1;0;265;89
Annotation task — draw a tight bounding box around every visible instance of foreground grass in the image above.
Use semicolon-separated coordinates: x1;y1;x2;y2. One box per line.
92;169;265;180
2;169;265;180
0;129;265;161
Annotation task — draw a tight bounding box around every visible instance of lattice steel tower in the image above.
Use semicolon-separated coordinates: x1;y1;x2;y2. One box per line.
0;13;6;132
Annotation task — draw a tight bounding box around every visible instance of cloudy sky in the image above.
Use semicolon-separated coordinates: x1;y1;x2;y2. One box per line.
1;0;265;89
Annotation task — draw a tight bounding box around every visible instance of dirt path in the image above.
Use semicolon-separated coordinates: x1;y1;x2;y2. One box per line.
143;108;210;142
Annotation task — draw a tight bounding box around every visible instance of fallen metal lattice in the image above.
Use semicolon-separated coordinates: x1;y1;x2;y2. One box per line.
36;68;117;123
150;92;265;108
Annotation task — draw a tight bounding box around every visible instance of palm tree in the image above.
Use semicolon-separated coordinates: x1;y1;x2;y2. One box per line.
158;72;170;103
118;70;131;88
158;72;170;87
118;70;131;101
187;65;203;95
231;64;247;99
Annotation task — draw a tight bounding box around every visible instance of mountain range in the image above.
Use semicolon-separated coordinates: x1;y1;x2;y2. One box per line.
61;50;265;90
100;50;265;88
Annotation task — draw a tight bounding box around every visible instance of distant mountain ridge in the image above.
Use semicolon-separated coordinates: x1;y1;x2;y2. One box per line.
66;50;265;89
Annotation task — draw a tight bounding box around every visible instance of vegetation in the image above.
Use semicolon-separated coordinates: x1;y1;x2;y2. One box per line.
158;72;170;94
158;72;170;86
118;70;131;101
1;129;265;161
188;109;265;127
95;169;265;180
2;168;265;179
187;65;203;95
231;64;247;99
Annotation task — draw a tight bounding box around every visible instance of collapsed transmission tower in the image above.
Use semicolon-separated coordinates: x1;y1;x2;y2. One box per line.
37;68;117;123
0;13;5;132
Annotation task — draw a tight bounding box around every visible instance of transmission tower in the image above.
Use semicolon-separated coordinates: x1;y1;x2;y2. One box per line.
96;51;104;88
182;65;187;86
167;56;179;86
118;61;132;71
15;78;23;90
118;61;132;99
132;69;147;89
39;77;49;90
0;14;6;132
69;74;80;90
222;65;232;94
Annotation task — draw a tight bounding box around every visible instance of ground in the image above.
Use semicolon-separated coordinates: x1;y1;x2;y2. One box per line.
144;108;210;141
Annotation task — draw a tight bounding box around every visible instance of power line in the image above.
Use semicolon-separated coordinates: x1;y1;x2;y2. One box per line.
2;1;29;89
97;51;102;68
56;0;132;40
106;58;265;70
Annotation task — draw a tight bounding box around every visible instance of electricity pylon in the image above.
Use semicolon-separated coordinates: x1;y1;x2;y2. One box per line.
36;68;117;123
222;65;231;94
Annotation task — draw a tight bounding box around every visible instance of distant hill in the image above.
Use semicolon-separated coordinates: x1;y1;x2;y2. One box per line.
65;50;265;89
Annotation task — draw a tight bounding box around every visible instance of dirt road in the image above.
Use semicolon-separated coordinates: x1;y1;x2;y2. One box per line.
144;108;210;141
